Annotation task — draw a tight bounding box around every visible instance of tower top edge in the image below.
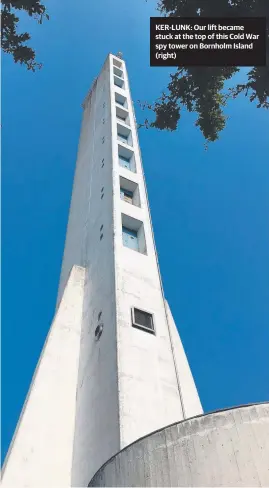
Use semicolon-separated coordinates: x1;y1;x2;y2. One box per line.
81;53;125;109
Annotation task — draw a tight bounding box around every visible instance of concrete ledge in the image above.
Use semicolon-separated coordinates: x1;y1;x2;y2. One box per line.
89;402;269;487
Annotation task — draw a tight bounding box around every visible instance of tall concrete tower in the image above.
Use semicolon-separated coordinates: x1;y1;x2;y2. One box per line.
3;53;268;488
1;52;202;487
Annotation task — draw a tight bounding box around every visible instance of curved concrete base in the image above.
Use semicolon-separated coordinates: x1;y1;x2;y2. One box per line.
89;402;269;487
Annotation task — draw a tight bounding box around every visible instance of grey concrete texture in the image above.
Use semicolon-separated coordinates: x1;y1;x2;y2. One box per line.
89;402;269;487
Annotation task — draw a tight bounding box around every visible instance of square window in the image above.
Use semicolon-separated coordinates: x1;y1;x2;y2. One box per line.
132;308;155;334
121;214;147;254
118;145;136;173
113;58;122;69
119;155;131;170
120;188;133;204
115;93;127;108
118;132;128;143
116;106;128;122
114;76;124;89
117;123;132;146
122;226;138;251
116;110;129;126
119;176;140;207
113;66;123;78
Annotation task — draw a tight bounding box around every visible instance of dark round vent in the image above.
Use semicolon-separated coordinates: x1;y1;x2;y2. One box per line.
95;323;103;341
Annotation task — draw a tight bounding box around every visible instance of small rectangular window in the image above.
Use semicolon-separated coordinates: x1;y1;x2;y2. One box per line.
122;226;138;251
117;123;132;146
116;106;129;125
113;66;123;78
132;308;155;334
118;132;128;144
118;146;136;173
120;188;133;204
121;214;147;255
113;58;122;69
119;176;140;207
119;155;131;170
114;76;124;89
115;93;127;108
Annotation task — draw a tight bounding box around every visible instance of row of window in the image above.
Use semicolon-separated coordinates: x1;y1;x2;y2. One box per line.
114;57;154;335
114;57;154;334
93;58;154;341
112;58;147;255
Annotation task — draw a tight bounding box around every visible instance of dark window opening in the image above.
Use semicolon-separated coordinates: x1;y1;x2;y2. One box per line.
132;308;155;334
120;188;133;204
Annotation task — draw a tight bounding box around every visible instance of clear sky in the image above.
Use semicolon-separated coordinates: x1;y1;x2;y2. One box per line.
2;0;269;463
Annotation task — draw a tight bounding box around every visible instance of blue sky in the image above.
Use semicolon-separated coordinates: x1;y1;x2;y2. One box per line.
2;0;269;463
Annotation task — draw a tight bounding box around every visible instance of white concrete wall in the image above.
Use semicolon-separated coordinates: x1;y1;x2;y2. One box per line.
89;402;269;487
69;57;121;487
1;265;85;488
165;301;203;418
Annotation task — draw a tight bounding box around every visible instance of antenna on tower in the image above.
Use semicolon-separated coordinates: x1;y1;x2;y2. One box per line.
116;51;123;59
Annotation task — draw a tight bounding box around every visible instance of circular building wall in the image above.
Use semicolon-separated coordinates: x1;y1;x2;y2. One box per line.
89;402;269;487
